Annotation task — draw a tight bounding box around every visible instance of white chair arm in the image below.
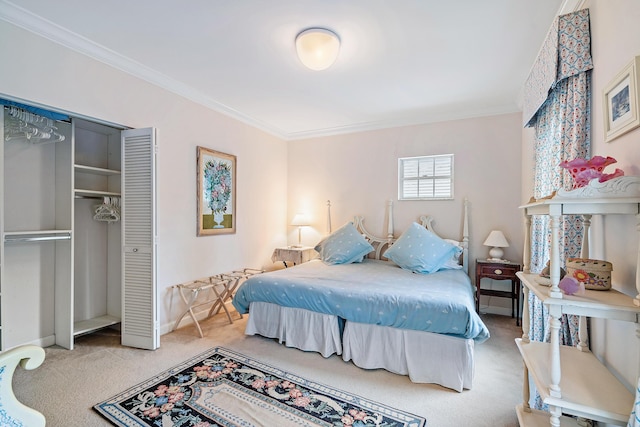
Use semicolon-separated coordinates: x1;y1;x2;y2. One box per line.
0;345;46;427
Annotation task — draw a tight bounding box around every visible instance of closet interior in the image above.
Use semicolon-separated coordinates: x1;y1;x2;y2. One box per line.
73;119;123;340
0;102;157;351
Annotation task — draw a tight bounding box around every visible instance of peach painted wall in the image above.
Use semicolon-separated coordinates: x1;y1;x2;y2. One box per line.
587;0;640;391
0;21;288;333
288;113;524;315
520;0;640;390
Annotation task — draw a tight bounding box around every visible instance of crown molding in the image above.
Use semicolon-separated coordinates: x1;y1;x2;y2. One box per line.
284;105;521;141
0;0;531;142
0;0;288;139
559;0;587;14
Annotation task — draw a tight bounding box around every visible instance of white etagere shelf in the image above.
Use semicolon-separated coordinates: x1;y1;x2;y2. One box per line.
517;176;640;426
516;404;579;427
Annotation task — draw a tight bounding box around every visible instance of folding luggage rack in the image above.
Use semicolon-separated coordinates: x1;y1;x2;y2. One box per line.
172;268;263;337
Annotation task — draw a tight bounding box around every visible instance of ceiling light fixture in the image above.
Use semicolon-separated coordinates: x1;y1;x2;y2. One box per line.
295;28;340;71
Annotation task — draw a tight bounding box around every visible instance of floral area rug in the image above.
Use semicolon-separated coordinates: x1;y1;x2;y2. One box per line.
94;347;426;427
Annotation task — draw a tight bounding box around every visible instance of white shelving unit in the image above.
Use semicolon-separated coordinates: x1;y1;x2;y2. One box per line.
73;118;123;341
516;176;640;426
1;104;158;351
1;106;73;350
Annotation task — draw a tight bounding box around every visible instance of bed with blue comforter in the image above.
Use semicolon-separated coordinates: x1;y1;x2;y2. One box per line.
233;258;488;342
232;209;488;391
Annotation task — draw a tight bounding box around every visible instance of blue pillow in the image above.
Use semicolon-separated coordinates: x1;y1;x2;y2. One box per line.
315;222;374;265
384;222;460;274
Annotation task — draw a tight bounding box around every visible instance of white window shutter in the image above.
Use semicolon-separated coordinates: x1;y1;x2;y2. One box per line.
121;128;158;350
398;154;454;200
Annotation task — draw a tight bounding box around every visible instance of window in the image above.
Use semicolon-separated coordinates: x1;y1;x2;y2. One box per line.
398;154;454;200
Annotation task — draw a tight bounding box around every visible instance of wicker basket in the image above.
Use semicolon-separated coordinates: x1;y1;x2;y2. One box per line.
565;258;613;291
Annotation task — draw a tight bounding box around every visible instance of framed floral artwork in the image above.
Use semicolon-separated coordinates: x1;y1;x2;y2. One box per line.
197;146;236;235
603;56;640;142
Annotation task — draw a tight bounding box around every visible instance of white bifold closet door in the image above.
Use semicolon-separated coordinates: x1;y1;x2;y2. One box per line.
121;128;158;350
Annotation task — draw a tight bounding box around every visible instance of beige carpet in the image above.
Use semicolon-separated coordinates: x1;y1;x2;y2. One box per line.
12;312;523;426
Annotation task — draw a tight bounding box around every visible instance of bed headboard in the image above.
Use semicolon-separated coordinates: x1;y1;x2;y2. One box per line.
418;199;470;275
351;199;470;275
353;215;393;260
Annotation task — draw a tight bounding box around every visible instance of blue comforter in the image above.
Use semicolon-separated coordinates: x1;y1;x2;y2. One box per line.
232;259;489;342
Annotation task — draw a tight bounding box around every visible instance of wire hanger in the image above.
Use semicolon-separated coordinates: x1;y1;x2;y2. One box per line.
93;197;121;223
4;106;66;144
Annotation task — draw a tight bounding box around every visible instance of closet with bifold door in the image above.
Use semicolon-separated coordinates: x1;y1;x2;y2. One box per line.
73;118;123;342
0;101;158;351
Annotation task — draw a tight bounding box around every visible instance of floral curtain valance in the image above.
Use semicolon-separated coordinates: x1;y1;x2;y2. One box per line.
523;9;593;127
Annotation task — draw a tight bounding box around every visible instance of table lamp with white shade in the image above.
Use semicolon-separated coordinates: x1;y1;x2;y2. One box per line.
291;213;310;248
483;230;509;261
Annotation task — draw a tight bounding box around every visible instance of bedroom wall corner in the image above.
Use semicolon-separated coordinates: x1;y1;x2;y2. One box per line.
287;113;524;316
582;0;640;390
0;20;289;334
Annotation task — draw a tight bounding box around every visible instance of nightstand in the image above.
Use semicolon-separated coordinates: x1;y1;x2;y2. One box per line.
475;259;521;325
271;247;317;267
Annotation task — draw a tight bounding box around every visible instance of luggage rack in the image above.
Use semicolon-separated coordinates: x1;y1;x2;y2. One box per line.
172;268;263;337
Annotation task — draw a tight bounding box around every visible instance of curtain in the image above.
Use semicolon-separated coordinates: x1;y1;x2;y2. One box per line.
524;9;593;409
529;72;591;344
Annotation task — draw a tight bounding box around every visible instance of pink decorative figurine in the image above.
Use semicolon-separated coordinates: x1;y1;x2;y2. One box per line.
559;156;624;188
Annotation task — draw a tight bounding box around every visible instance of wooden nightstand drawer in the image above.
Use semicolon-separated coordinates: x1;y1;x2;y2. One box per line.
478;264;518;279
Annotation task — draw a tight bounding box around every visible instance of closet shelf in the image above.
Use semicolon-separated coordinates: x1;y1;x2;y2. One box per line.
74;164;121;176
74;315;120;337
74;189;121;198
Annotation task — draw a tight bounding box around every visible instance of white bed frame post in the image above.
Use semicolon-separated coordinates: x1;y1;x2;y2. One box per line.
387;200;394;245
326;200;332;235
462;198;469;276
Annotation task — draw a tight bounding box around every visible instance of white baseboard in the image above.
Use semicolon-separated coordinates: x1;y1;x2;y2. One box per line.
12;335;56;350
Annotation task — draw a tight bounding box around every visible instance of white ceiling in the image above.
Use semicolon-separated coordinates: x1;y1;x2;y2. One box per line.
1;0;566;140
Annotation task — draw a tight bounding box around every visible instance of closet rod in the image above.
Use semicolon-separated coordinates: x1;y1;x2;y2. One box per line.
74;195;103;200
4;234;71;243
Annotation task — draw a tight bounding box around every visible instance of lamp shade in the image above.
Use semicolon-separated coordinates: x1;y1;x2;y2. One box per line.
291;213;309;226
483;230;509;248
483;230;509;261
295;28;340;71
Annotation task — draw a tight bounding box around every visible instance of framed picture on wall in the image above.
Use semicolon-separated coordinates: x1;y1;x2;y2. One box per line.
197;146;236;235
603;56;640;142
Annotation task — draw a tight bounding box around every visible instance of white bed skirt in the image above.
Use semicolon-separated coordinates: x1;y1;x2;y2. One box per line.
245;302;475;391
245;302;342;358
342;321;474;392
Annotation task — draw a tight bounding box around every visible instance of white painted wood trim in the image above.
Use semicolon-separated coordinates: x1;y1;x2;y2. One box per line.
558;0;587;15
121;128;158;350
0;345;46;426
